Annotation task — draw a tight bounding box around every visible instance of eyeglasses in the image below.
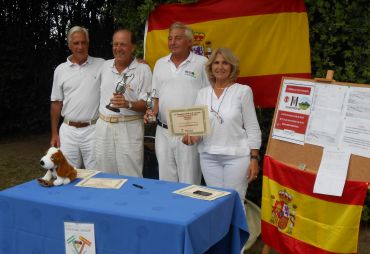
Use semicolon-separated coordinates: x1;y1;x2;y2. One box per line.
210;106;224;124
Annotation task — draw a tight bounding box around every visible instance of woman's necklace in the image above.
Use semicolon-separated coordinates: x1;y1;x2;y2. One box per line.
210;85;230;124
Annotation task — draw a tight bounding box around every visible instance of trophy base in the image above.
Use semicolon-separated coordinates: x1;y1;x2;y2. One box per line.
106;104;120;113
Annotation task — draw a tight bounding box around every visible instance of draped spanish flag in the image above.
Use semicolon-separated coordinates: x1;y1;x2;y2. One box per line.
145;0;311;108
261;156;368;254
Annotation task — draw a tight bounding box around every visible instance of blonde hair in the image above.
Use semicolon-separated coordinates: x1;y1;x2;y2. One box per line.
205;48;240;84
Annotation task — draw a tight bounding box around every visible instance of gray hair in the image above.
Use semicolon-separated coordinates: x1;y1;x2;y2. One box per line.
169;22;193;43
67;26;89;45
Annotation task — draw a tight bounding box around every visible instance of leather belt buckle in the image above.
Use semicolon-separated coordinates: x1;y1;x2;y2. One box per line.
73;122;89;128
109;117;119;123
77;122;89;128
64;118;97;128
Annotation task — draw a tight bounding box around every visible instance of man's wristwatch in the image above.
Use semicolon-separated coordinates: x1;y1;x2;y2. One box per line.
128;101;133;110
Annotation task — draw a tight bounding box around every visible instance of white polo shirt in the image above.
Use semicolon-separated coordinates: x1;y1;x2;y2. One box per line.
99;58;152;116
51;56;105;121
152;52;210;124
196;83;262;156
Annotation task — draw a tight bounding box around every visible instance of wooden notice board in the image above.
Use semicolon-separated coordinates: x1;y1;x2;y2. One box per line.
266;77;370;183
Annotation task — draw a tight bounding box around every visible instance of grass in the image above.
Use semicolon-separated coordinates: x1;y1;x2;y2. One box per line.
0;133;48;190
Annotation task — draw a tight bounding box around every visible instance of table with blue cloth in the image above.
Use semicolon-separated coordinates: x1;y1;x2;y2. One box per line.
0;173;248;254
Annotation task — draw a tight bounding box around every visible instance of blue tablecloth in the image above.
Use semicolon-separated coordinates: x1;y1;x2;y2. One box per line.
0;174;248;254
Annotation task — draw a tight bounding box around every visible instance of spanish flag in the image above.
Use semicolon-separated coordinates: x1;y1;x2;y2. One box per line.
145;0;311;108
261;156;368;254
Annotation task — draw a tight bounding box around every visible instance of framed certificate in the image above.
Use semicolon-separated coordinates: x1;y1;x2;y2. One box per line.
166;106;210;136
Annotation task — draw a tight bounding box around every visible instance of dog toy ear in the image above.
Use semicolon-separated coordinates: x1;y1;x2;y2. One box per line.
51;150;64;164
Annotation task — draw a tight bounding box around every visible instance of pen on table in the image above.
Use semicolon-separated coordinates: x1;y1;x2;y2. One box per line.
132;183;143;189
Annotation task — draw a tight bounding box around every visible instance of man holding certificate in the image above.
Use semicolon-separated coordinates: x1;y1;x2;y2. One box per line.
182;48;261;202
145;22;210;184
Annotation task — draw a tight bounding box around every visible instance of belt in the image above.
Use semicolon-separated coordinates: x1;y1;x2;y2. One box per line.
63;118;97;128
99;113;143;123
157;120;168;129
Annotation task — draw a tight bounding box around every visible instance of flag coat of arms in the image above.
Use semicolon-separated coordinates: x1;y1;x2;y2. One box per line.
145;0;311;107
262;155;368;254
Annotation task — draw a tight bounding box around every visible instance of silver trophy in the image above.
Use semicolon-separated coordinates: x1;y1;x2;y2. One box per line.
146;89;157;123
106;73;135;113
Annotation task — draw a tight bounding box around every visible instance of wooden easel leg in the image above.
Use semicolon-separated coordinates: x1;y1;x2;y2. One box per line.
261;244;270;254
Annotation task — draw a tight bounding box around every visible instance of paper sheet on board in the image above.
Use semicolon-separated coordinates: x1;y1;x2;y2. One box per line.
313;147;351;196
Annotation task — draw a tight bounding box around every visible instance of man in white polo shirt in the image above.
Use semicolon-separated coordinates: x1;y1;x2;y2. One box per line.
145;22;210;184
95;29;152;177
50;26;104;169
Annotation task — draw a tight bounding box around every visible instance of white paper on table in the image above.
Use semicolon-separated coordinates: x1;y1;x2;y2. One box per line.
173;185;231;201
76;168;100;179
65;222;96;254
75;178;127;189
313;147;351;196
340;117;370;158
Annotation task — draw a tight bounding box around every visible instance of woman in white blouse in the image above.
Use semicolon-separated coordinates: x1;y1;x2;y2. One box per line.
183;48;261;202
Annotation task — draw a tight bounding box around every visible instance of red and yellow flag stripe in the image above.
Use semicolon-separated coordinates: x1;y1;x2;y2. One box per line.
145;0;311;107
261;156;368;254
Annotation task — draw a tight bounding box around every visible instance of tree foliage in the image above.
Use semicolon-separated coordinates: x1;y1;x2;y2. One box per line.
305;0;370;83
113;0;196;57
0;0;115;135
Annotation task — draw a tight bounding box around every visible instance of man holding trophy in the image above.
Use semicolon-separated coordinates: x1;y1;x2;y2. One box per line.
145;22;210;184
96;29;152;177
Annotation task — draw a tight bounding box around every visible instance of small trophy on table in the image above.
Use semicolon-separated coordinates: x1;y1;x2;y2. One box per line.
146;89;157;123
106;73;135;113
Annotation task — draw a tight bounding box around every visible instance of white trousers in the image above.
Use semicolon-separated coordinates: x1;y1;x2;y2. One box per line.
155;126;201;184
95;119;144;177
59;123;97;169
200;152;250;203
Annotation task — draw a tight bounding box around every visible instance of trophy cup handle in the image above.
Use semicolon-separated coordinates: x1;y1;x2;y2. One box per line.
106;73;134;113
106;80;126;113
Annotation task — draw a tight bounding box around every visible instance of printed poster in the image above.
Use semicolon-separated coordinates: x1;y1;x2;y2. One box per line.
64;222;96;254
272;79;315;145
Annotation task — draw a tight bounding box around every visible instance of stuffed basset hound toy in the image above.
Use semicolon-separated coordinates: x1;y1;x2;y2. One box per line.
38;147;77;187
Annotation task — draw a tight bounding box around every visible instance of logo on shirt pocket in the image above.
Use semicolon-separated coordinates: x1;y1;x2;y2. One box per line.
184;70;197;79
